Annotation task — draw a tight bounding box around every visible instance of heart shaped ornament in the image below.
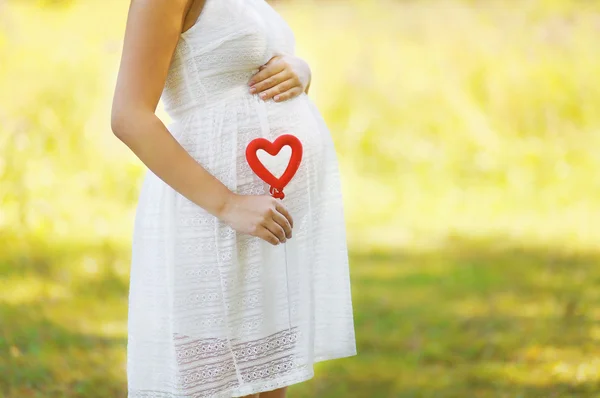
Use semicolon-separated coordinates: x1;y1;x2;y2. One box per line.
245;134;303;199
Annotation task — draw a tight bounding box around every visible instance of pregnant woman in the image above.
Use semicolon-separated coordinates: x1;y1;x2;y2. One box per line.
111;0;356;397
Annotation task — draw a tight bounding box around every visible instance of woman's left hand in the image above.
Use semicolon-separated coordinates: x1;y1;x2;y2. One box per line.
248;55;311;102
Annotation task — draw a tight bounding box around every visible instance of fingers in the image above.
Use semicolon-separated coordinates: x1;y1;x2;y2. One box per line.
273;86;303;103
249;70;289;96
247;56;304;102
258;227;281;246
250;223;280;246
274;201;294;230
262;218;287;244
257;199;293;245
248;57;285;88
259;78;298;101
271;210;292;239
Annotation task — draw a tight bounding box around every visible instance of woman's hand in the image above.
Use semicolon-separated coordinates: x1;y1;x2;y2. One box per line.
220;193;294;245
248;55;311;102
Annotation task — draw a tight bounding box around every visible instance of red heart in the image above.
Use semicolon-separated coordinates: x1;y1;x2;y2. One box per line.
245;134;303;199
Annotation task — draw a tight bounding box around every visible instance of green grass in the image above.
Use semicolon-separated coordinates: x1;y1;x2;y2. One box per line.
1;0;600;396
2;238;600;397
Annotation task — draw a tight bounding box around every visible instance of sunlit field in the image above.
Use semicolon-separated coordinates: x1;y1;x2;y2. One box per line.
1;0;600;396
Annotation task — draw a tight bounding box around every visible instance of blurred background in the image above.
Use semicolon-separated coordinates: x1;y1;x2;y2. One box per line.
1;0;600;396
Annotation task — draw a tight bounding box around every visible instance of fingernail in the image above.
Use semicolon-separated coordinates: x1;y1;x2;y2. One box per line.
260;93;266;99
249;87;256;94
248;80;255;86
274;95;280;101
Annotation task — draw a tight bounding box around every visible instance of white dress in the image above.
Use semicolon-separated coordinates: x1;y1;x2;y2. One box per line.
126;0;357;397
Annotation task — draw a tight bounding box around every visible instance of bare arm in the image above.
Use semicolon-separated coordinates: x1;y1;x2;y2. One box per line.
111;0;294;245
111;0;232;217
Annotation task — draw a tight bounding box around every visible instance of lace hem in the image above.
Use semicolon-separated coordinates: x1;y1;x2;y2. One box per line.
232;349;357;397
128;349;357;398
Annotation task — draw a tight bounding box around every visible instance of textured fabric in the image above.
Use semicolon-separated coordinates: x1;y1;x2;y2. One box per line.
127;0;357;397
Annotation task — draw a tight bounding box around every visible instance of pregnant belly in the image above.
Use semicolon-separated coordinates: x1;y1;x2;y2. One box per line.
170;91;325;217
235;93;325;217
253;95;323;173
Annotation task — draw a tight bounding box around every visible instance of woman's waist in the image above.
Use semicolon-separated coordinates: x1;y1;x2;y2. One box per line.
168;91;322;157
165;87;314;130
163;84;251;119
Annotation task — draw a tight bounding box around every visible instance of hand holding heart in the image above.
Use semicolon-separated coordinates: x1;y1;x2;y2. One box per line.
220;134;302;246
221;194;293;246
248;55;311;102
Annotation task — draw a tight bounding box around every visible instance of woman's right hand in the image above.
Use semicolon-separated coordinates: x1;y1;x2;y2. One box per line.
220;193;293;245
